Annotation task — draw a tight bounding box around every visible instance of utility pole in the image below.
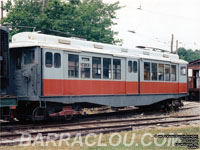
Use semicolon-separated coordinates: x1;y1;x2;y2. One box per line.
171;34;174;53
176;40;178;54
0;1;3;25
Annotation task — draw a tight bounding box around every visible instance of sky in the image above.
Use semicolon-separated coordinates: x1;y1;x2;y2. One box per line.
1;0;200;51
103;0;200;51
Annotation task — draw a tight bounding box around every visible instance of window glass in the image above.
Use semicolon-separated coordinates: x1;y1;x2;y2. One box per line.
113;59;121;80
158;64;164;81
103;58;111;79
171;65;176;81
152;63;157;80
144;62;150;80
92;57;101;79
68;54;79;78
45;52;53;68
133;61;137;73
181;67;186;75
81;57;90;78
165;64;170;81
24;50;34;65
128;61;132;73
54;53;61;68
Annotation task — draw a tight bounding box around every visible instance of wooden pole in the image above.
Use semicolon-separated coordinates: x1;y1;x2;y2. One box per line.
176;40;178;54
42;0;46;12
171;34;174;53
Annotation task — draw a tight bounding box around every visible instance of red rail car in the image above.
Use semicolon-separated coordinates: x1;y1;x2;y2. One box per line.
9;32;188;121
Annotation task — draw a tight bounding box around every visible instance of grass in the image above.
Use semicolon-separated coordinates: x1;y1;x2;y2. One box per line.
0;124;199;150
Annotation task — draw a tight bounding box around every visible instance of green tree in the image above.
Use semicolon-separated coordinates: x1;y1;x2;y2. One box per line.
2;0;122;44
178;47;200;62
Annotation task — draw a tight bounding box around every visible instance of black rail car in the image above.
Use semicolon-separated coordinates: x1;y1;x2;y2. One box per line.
0;26;17;120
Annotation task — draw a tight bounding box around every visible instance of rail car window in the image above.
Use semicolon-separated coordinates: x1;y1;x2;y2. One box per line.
133;61;137;73
92;57;101;79
171;65;176;81
144;62;150;80
158;64;164;81
68;54;79;78
113;59;121;80
181;67;186;75
45;52;53;68
54;53;61;68
81;57;90;78
165;64;170;81
152;63;157;80
103;58;111;79
24;50;34;65
128;61;132;73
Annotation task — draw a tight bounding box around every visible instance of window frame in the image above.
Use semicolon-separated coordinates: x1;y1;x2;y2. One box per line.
45;52;53;68
144;62;151;81
128;61;133;73
113;59;121;80
80;56;91;79
158;63;164;81
171;65;177;81
24;50;35;65
103;58;112;79
180;66;187;76
151;63;158;81
54;53;61;68
164;64;171;81
133;61;137;73
68;54;79;78
92;57;102;79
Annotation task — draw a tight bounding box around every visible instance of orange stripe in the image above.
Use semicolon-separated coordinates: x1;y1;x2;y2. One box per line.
43;79;187;96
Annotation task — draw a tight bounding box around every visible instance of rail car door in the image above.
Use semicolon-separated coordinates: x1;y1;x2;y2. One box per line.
179;64;188;93
42;48;63;96
126;58;139;94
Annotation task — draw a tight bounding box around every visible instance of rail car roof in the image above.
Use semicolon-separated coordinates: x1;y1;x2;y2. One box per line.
10;32;188;64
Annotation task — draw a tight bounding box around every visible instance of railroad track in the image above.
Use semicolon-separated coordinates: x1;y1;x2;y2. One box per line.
1;101;198;128
0;114;200;146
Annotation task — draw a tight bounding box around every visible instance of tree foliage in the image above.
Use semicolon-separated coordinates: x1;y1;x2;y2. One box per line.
2;0;122;44
178;47;200;62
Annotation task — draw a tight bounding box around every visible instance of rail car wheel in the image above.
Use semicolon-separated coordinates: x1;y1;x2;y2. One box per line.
32;107;47;122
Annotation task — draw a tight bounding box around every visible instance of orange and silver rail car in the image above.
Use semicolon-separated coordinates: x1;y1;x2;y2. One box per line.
9;32;188;120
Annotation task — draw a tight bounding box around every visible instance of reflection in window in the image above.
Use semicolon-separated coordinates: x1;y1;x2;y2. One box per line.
45;52;53;68
54;53;61;68
171;65;176;81
103;58;111;79
158;64;164;81
144;62;150;80
68;54;79;78
133;61;137;73
113;59;121;80
81;57;90;78
128;61;132;73
92;57;101;79
165;64;170;81
152;63;157;80
24;50;34;65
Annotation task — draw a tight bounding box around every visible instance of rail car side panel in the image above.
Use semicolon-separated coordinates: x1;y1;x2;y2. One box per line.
43;79;139;96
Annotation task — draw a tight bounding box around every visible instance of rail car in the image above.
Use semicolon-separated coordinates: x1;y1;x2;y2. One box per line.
9;32;188;121
188;59;200;101
0;26;17;120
